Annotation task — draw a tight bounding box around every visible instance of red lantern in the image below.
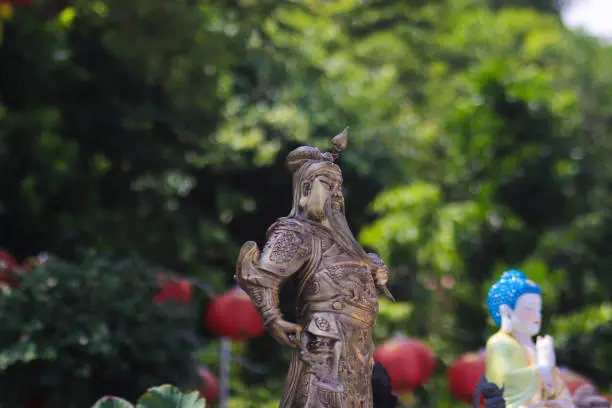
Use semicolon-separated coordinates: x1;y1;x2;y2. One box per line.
153;274;193;304
0;250;17;270
0;249;19;288
205;286;265;341
374;335;436;393
448;350;487;405
412;339;436;380
558;367;593;395
198;368;218;403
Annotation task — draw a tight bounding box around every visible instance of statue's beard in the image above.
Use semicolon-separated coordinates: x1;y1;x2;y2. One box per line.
296;179;368;261
304;189;364;257
305;191;326;222
328;197;374;264
305;182;344;223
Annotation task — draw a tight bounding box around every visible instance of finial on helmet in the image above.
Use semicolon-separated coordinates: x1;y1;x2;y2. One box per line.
331;127;348;160
286;127;349;175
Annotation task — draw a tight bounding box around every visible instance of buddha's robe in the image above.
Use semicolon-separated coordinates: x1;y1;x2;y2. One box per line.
486;331;574;408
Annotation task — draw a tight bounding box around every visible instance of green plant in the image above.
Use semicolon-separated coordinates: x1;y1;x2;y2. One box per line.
0;255;200;407
91;385;206;408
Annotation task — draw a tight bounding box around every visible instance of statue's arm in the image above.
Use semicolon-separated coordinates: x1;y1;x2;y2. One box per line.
486;341;541;407
235;228;309;327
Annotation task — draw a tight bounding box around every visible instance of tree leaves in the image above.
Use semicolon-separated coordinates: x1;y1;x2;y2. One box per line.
0;256;199;406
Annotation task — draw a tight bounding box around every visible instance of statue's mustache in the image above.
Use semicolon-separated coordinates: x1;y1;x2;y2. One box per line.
306;188;326;221
305;190;344;221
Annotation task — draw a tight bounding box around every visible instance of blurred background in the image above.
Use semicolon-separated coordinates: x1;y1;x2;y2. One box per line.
0;0;611;407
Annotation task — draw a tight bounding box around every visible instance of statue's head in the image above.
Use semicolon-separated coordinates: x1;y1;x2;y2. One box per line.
286;128;348;223
487;269;542;336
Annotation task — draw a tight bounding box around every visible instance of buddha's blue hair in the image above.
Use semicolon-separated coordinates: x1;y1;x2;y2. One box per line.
487;269;541;327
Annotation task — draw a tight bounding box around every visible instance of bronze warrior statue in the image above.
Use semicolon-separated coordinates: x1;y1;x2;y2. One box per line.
235;128;392;407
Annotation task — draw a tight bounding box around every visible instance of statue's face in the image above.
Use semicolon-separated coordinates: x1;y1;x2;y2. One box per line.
303;171;343;221
316;172;343;208
509;293;542;336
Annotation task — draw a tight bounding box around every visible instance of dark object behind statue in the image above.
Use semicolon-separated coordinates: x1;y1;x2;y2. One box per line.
372;362;399;408
474;375;506;408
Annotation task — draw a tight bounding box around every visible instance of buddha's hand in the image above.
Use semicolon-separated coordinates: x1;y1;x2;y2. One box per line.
536;335;556;391
536;335;556;367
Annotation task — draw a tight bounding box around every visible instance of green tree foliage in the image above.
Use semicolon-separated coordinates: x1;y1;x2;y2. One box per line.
0;256;199;407
361;2;612;394
1;0;611;406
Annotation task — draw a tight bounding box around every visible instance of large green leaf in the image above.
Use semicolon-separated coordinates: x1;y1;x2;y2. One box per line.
89;385;206;408
136;385;206;408
91;397;134;408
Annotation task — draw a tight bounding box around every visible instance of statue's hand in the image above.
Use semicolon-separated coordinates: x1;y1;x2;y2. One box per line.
536;335;556;391
536;335;556;368
374;267;389;286
367;253;389;286
269;319;302;348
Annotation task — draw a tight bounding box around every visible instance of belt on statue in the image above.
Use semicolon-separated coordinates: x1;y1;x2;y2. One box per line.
301;299;376;328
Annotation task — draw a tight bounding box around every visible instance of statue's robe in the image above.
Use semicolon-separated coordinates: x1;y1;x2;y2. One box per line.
238;217;379;407
486;331;574;408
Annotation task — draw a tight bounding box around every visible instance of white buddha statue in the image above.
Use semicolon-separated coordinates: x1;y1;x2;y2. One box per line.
485;269;575;408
